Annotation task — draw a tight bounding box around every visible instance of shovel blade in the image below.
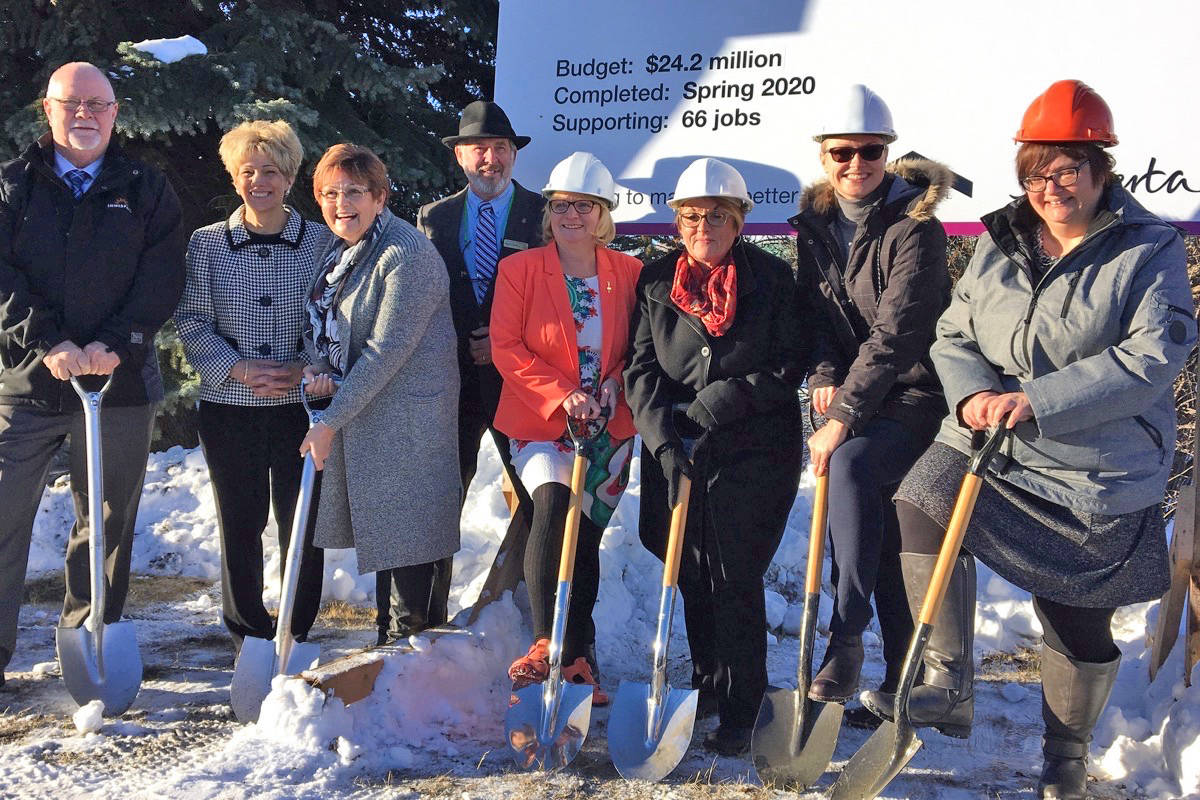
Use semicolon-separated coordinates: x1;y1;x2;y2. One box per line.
230;636;320;723
56;620;142;716
752;685;843;789
829;719;922;800
505;680;593;769
608;680;698;782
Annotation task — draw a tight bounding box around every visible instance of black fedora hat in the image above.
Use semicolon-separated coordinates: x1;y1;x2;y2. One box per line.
441;100;531;149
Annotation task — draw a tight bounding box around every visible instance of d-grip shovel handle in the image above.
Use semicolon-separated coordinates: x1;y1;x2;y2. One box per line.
916;426;1008;626
69;374;115;402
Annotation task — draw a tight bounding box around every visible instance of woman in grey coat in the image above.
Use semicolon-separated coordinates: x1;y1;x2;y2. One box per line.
862;81;1196;800
301;144;461;642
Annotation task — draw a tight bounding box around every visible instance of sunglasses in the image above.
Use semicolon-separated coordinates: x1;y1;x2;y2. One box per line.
824;144;887;163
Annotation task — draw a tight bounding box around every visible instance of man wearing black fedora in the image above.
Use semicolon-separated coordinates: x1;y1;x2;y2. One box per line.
405;100;542;641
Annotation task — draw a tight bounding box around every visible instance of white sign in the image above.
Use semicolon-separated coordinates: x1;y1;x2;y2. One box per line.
496;0;1200;233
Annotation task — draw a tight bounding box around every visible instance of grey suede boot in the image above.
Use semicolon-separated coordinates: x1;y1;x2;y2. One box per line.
1038;643;1120;800
862;552;976;739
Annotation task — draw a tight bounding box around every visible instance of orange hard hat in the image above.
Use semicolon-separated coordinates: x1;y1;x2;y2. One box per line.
1014;80;1118;146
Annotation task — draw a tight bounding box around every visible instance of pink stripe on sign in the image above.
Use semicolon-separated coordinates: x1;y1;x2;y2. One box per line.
618;221;1200;237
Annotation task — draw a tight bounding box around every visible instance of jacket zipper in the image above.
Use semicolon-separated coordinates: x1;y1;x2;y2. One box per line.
1133;415;1166;464
1059;272;1083;318
1018;217;1119;371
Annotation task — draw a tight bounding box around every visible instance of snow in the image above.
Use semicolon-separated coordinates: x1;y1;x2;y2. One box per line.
72;700;104;734
4;440;1200;798
128;35;207;64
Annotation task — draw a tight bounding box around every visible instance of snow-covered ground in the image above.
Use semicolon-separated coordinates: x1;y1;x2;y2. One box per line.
1;438;1197;799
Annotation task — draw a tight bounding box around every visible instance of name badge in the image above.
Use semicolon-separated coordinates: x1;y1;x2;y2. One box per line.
503;238;529;251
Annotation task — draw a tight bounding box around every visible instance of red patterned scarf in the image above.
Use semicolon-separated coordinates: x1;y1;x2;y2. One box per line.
669;250;737;336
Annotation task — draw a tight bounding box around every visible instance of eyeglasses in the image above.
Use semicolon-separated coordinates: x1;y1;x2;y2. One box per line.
823;144;887;163
318;186;370;203
47;97;117;114
548;199;597;215
677;209;732;229
1020;162;1089;192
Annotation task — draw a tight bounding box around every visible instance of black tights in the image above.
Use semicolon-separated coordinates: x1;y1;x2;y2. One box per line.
896;500;1118;663
523;482;603;663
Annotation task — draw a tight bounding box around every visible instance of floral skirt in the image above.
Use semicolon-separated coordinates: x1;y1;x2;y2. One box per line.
511;430;632;528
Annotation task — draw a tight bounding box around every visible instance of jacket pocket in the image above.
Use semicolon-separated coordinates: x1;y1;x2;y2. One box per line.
1133;415;1166;465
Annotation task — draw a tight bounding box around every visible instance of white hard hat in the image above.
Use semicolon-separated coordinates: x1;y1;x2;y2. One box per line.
542;151;618;208
667;157;754;213
813;84;897;143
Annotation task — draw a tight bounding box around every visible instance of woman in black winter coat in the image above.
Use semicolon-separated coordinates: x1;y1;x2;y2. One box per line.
624;157;811;756
788;85;952;724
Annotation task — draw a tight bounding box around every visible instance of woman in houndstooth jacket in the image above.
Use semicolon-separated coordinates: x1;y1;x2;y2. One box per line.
176;120;331;651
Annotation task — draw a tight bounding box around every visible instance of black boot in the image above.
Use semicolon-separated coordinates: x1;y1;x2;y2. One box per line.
808;633;865;703
1038;643;1120;800
863;552;976;739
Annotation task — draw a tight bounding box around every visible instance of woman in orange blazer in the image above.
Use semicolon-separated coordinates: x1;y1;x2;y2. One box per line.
491;152;641;704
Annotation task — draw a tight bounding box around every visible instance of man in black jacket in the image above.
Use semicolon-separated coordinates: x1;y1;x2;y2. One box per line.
385;101;541;642
0;62;185;685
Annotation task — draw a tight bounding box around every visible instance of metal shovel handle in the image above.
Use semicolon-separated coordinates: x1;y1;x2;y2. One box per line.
69;375;113;651
275;375;340;673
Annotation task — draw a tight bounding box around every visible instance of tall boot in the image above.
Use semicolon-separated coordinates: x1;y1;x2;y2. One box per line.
863;552;976;739
1038;643;1120;800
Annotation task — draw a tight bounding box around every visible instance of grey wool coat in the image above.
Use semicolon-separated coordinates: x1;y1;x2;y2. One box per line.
305;208;462;573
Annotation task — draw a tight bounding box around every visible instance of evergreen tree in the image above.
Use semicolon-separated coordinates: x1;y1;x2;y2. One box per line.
0;0;498;446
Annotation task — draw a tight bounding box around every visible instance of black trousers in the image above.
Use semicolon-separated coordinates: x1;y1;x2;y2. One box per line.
522;482;603;663
375;561;441;639
198;401;323;646
639;424;803;729
826;417;927;690
897;501;1118;663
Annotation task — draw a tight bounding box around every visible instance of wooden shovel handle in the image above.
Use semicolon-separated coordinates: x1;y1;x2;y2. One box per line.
557;452;588;584
805;474;829;594
661;475;692;588
917;473;982;626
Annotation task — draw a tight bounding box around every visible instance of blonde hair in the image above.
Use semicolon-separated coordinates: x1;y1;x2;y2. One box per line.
541;194;616;246
673;196;746;236
218;120;303;182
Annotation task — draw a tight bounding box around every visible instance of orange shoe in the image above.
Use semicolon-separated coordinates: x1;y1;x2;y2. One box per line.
509;638;551;691
563;656;609;706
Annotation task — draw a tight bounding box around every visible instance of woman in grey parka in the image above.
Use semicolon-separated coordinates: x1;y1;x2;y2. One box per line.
862;81;1196;800
300;144;461;643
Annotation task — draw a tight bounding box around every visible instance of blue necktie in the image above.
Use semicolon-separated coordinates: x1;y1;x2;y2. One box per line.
64;169;89;199
474;201;499;305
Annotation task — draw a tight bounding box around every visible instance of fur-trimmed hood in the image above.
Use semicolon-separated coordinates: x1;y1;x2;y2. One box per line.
797;157;953;223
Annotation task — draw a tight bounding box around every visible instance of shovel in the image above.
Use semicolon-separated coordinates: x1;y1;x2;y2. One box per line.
752;472;841;788
230;378;327;723
56;375;143;716
831;426;1008;800
609;442;699;781
505;415;605;769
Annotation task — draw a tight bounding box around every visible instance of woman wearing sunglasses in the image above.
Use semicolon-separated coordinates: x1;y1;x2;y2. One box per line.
788;85;952;725
862;81;1194;800
491;152;642;704
624;157;811;755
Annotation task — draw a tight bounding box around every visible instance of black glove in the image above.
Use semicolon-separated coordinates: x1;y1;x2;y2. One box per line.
656;442;694;509
685;395;719;430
